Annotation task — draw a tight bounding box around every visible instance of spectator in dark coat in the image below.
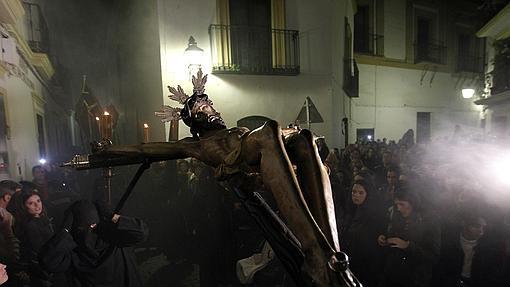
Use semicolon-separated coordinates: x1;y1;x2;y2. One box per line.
377;188;440;287
339;179;385;286
373;151;393;188
39;200;148;287
377;165;401;210
434;212;506;287
14;189;54;287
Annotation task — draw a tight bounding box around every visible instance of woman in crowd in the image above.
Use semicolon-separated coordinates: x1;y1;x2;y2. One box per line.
338;179;384;286
377;188;440;287
14;188;54;287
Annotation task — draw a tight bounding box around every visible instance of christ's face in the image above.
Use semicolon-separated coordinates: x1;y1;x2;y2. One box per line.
191;96;226;130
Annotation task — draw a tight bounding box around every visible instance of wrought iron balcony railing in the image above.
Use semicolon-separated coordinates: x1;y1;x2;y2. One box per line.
209;24;299;75
354;33;384;56
343;58;359;98
23;2;50;54
456;54;484;73
414;41;446;64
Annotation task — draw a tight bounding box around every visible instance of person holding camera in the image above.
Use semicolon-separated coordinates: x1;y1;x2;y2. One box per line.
377;188;440;287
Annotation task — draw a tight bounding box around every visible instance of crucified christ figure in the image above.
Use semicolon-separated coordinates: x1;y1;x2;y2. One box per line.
65;70;361;287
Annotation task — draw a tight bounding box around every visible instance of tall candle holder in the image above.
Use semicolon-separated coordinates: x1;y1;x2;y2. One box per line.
143;123;150;143
100;111;113;204
101;111;112;140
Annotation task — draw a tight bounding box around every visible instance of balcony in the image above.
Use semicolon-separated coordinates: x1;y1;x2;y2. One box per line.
414;40;446;64
343;58;359;98
209;24;299;75
456;54;484;73
23;2;49;54
354;33;384;56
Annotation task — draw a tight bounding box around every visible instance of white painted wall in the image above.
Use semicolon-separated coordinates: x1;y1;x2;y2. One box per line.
353;64;482;141
157;0;354;148
0;67;45;180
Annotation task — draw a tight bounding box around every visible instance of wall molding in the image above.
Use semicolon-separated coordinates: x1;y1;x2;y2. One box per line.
0;0;25;25
4;24;54;82
355;53;450;73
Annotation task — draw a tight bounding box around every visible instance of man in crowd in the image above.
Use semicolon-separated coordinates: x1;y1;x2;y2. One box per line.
434;212;505;287
374;151;394;187
378;166;402;210
31;166;49;201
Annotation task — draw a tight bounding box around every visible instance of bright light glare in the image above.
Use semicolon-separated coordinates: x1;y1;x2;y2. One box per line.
39;158;47;165
367;135;372;140
185;50;203;66
462;88;475;99
488;153;510;187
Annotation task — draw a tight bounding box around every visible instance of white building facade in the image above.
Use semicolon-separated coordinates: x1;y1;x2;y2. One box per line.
0;0;68;180
352;0;484;143
156;0;357;148
475;2;510;138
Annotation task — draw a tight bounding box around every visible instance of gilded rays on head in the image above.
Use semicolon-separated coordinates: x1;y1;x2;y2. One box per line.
155;69;208;123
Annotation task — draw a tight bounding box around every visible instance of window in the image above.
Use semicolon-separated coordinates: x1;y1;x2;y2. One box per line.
229;0;272;72
23;2;50;53
416;112;430;143
356;128;374;142
36;114;46;159
413;7;444;64
354;5;370;53
344;18;359;98
354;0;383;56
455;26;484;73
210;0;299;75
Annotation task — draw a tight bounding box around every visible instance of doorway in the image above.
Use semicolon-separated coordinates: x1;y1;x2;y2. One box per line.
356;128;374;142
416;112;431;143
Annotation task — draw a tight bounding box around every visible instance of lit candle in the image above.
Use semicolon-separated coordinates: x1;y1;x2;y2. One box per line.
143;123;150;143
169;120;179;142
102;111;112;139
95;116;101;138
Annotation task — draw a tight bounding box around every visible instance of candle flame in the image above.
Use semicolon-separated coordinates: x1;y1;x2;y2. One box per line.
95;117;100;121
104;111;110;116
144;123;149;128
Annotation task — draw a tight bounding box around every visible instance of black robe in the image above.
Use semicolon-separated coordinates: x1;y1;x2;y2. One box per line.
39;216;148;287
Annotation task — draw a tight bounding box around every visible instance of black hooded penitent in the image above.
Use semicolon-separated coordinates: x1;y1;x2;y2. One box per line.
39;200;148;287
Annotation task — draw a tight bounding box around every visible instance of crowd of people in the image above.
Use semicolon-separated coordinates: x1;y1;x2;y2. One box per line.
0;165;148;287
324;137;510;287
0;133;510;287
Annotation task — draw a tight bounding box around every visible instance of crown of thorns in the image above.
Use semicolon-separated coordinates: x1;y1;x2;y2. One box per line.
154;69;208;123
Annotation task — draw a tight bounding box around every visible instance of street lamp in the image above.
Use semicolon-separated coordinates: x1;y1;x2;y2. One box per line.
462;88;475;99
184;36;204;76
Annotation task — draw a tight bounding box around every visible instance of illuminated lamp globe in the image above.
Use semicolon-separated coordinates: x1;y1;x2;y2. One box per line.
184;36;204;69
462;88;475;99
